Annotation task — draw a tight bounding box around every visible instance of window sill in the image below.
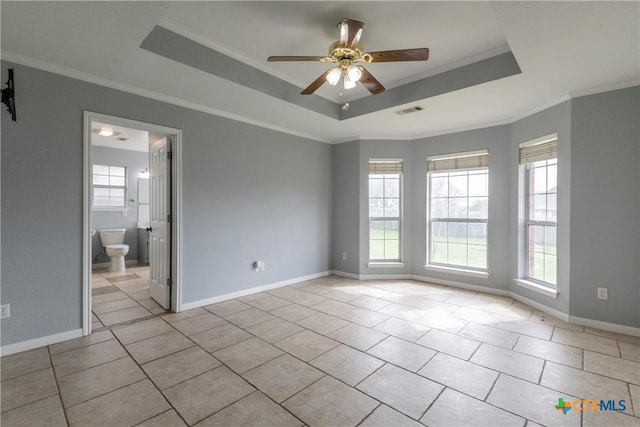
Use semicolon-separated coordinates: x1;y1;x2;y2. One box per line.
367;262;406;269
423;264;490;279
514;279;558;299
92;207;128;212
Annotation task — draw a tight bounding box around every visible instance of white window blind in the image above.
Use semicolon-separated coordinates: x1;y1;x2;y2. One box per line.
519;134;558;164
427;150;488;172
369;159;403;174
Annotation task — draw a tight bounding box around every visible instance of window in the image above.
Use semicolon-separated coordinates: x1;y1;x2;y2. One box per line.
93;164;126;208
427;150;488;271
369;160;402;261
520;135;557;286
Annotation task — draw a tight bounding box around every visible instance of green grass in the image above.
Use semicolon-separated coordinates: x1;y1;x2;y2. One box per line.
528;251;557;285
369;228;399;260
370;226;556;281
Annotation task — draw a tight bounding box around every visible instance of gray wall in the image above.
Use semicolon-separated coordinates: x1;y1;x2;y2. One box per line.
332;141;360;274
2;59;637;348
1;62;332;346
569;87;639;327
510;101;572;314
91;146;148;263
412;126;512;289
181;120;332;302
331;87;639;328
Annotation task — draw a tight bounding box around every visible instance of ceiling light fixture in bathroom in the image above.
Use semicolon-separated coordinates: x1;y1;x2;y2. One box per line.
92;127;122;137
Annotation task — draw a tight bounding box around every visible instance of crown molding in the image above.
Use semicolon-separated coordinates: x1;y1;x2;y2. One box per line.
569;79;639;99
1;51;332;144
508;95;572;124
3;50;636;146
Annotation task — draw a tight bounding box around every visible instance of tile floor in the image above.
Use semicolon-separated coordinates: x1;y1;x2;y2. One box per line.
2;276;639;426
91;265;167;330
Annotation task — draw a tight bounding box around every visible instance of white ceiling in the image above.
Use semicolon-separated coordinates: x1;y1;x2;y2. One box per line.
91;121;149;152
2;1;638;143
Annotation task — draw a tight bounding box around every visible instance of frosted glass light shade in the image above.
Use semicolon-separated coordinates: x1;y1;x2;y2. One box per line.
344;74;356;89
326;68;342;85
347;65;362;81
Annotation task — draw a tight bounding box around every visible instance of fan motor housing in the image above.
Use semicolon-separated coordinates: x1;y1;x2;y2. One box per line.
326;41;372;67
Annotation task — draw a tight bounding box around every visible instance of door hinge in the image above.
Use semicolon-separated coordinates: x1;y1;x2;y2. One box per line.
167;214;173;223
167;277;172;287
167;151;173;160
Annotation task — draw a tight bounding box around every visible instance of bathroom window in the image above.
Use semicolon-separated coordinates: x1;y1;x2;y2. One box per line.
93;164;127;208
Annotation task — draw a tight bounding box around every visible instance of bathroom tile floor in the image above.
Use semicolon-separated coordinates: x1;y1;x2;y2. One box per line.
2;275;639;426
91;265;167;330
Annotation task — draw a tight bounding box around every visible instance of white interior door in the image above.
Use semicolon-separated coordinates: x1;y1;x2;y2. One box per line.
149;136;171;309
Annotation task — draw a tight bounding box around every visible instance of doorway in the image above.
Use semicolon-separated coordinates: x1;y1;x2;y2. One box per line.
82;112;182;335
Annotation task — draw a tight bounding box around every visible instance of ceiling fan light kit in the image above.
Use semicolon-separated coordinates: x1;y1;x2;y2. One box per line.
326;68;342;85
267;18;430;97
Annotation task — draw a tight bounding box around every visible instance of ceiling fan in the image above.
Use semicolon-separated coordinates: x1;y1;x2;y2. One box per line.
268;18;429;96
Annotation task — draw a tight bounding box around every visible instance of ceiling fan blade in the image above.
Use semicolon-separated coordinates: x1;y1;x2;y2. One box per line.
339;18;364;48
359;67;385;95
267;56;326;62
301;69;331;95
368;48;430;62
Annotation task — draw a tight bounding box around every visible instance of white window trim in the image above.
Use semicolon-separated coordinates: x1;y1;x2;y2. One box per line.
424;263;490;279
514;278;559;299
426;152;490;274
92;206;130;212
368;159;403;263
92;164;128;210
517;133;559;289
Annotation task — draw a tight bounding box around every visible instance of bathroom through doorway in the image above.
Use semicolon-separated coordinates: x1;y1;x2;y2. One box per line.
82;112;183;336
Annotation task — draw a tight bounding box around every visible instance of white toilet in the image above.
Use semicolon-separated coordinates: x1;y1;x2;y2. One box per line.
99;229;130;272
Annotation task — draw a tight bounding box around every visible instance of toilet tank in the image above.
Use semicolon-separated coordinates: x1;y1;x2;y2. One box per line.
99;228;126;246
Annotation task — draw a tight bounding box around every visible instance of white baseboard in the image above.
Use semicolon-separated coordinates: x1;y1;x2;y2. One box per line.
568;315;640;337
180;271;331;311
332;270;638;337
331;270;361;280
1;328;83;356
360;273;412;280
410;274;510;296
332;270;510;297
332;270;413;281
508;292;569;322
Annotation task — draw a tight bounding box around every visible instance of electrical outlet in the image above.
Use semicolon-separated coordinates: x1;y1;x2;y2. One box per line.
597;288;608;300
0;304;10;319
252;261;265;272
342;252;347;261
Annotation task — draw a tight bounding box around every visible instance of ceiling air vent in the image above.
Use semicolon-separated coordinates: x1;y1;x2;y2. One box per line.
394;105;424;116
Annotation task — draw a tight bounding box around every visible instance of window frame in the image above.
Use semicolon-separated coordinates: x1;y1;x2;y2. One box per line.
517;133;558;292
524;158;557;287
427;165;490;273
92;164;128;211
368;159;403;263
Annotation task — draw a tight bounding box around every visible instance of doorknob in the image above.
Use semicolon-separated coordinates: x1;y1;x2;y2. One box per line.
146;227;152;232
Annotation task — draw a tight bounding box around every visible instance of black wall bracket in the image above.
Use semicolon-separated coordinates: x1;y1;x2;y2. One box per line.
1;68;16;121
